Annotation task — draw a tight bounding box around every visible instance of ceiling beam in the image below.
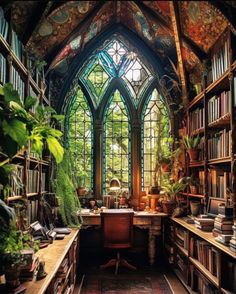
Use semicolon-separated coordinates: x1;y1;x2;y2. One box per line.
23;1;53;45
137;1;207;60
169;1;188;107
46;1;106;67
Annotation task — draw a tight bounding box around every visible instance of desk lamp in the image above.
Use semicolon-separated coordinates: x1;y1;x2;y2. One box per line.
110;178;120;208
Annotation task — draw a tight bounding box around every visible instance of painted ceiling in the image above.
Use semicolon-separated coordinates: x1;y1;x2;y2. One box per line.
3;0;235;110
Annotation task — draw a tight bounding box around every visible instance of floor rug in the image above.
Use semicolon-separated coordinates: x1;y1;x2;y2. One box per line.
80;273;173;294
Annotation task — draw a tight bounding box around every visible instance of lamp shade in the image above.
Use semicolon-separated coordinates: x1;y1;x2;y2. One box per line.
109;178;121;191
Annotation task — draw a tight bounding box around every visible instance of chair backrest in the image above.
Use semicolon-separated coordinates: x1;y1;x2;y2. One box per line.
101;212;134;249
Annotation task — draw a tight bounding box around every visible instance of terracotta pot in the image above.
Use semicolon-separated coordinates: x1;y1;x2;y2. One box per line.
188;148;199;161
162;200;176;215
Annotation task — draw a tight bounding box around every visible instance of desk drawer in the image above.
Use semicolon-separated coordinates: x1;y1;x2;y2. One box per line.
82;216;101;226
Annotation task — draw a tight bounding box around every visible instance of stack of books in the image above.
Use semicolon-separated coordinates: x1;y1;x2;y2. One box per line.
194;217;215;232
229;220;236;252
213;214;233;245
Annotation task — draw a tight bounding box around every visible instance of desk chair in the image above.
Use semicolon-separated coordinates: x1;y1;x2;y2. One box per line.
100;211;136;274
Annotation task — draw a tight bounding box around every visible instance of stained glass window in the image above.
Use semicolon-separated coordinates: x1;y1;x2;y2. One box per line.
82;58;111;106
103;90;130;194
67;87;93;191
122;57;153;105
106;40;127;66
141;89;170;191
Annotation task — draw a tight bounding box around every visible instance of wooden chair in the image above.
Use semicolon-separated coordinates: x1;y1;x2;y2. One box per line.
100;211;136;274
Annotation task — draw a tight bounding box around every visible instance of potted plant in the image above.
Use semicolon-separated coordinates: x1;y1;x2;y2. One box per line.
160;179;187;215
189;175;200;195
159;152;171;173
0;200;38;290
183;135;200;161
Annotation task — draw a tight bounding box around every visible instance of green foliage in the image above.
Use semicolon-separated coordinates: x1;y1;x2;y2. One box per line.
162;179;187;201
0;83;64;164
0;200;38;273
53;151;81;227
183;135;200;150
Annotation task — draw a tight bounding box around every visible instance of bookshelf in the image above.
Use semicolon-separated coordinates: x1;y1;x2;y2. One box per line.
164;218;236;294
0;11;51;226
185;27;236;215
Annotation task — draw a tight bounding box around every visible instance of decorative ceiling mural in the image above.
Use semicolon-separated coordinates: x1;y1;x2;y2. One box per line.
4;0;233;111
143;1;171;24
26;1;97;57
178;1;228;52
50;1;114;72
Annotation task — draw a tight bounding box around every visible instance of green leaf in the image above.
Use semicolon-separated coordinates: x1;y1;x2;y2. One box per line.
24;96;38;111
46;137;64;163
2;119;28;147
30;135;43;157
2;83;23;106
52;114;64;122
0;86;3;95
47;128;63;138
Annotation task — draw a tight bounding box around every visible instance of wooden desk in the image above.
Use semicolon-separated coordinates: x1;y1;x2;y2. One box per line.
79;209;167;265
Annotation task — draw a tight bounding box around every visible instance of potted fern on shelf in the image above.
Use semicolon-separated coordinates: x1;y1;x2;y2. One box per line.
182;135;200;161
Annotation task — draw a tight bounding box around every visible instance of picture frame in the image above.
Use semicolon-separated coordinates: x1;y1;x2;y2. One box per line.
207;197;226;217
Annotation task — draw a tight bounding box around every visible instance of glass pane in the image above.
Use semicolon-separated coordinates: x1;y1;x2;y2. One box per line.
66;87;93;192
141;89;170;191
103;90;130;195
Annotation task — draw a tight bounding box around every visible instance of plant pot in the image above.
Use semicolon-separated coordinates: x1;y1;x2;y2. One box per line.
190;185;198;195
76;187;85;196
188;148;199;161
161;163;171;173
162;200;176;215
150;186;160;195
5;267;21;289
190;201;201;216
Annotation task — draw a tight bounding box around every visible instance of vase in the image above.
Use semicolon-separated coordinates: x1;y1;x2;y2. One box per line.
188;149;199;161
190;201;201;216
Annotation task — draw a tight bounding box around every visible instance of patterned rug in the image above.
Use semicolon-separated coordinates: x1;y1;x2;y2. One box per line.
81;273;173;294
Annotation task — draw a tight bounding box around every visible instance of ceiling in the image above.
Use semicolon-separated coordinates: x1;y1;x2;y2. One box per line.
1;1;235;111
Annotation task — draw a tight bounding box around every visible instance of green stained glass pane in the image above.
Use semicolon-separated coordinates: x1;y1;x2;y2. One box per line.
82;60;111;106
141;89;170;191
66;86;93;192
103;90;130;194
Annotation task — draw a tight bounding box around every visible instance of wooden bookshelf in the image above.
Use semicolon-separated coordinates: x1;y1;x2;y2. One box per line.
24;229;79;294
0;16;52;226
164;217;236;294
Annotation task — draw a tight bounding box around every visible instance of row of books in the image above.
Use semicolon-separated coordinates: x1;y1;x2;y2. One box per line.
0;7;9;40
223;259;236;292
208;169;231;198
208;129;231;159
0;52;6;85
192;269;218;294
198;170;205;195
11;66;25;103
190;237;219;278
176;252;188;283
208;90;231;124
27;169;39;194
11;29;24;61
175;226;188;251
211;37;230;82
27;199;39;224
189;107;204;133
198;137;205;161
